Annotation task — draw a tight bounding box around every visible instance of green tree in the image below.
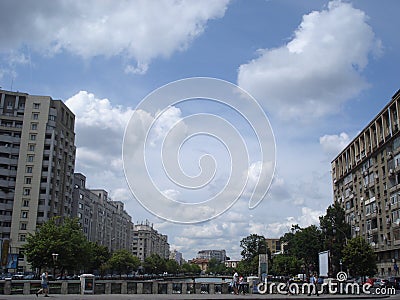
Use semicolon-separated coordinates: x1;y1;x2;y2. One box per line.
108;249;140;276
165;259;180;275
320;202;351;275
281;224;323;275
144;254;166;274
239;234;271;275
206;258;227;275
86;242;111;273
24;218;91;274
342;237;377;278
271;255;301;276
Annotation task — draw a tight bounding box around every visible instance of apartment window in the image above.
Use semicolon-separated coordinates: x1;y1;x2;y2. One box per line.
49;115;56;121
33;103;40;109
26;166;32;173
25;177;32;184
23;200;29;207
21;211;28;218
27;155;34;162
31;123;38;130
79;203;83;209
32;113;39;120
20;223;27;230
28;144;35;151
19;234;26;242
29;134;36;141
23;188;30;196
79;194;83;200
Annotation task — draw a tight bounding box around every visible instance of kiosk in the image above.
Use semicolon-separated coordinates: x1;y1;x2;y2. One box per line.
80;274;95;294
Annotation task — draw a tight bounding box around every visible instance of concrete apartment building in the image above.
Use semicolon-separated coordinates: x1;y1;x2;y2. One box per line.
266;238;282;255
131;220;169;261
169;249;183;265
72;173;133;252
196;249;227;262
332;89;400;276
0;89;76;272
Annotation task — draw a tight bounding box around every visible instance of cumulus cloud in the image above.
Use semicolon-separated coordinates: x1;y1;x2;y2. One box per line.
319;132;350;157
0;0;229;73
238;0;381;122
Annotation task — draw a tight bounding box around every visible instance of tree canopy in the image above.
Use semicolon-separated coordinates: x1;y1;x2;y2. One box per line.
24;218;91;274
342;236;377;278
107;249;140;276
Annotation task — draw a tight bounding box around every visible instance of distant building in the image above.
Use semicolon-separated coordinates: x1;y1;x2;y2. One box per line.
224;259;240;269
169;249;183;265
196;249;226;262
131;220;169;261
266;238;282;255
189;258;209;272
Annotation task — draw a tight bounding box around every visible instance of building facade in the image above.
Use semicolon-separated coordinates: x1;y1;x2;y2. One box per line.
0;89;76;272
332;89;400;276
131;220;169;261
72;173;133;252
196;249;226;262
169;249;183;265
266;238;282;255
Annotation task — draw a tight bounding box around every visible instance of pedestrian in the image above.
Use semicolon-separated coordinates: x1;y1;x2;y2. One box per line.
36;271;49;297
232;269;239;295
307;273;319;296
238;275;246;294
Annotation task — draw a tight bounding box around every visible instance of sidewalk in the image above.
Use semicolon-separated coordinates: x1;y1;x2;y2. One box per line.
0;293;393;300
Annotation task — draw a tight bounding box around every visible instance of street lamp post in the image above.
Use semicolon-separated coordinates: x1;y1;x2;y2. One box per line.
52;253;59;279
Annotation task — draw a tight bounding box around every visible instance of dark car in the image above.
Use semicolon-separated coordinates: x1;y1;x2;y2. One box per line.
387;276;400;289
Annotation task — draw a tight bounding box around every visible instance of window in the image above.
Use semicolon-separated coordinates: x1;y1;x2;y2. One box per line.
32;113;39;120
49;115;56;121
21;211;28;218
79;193;83;200
28;144;35;151
20;223;27;230
79;203;83;209
31;123;38;130
33;103;40;109
27;155;34;162
19;234;26;242
23;200;29;207
26;166;32;173
25;177;32;184
29;134;36;141
23;188;30;196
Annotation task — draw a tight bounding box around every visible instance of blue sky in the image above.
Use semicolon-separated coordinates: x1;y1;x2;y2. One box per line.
1;0;400;260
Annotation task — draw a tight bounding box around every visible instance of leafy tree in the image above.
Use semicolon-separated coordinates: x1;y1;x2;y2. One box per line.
108;249;140;276
271;255;301;276
165;259;181;275
342;237;377;278
144;254;166;274
181;262;201;275
281;224;323;275
206;258;227;275
86;242;111;273
239;234;271;275
24;218;91;274
320;202;351;275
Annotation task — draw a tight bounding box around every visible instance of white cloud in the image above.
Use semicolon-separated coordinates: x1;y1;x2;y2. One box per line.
0;0;229;73
319;132;350;157
238;0;381;122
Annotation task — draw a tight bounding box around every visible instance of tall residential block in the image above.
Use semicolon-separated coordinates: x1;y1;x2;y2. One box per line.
131;220;169;261
196;249;227;262
72;173;133;252
332;90;400;276
0;89;76;272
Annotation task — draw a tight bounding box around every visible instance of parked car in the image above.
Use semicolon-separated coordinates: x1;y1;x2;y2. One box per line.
373;278;387;288
387;276;400;289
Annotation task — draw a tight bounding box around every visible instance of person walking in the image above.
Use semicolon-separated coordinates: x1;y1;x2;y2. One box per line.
307;273;319;296
36;271;49;297
232;270;239;295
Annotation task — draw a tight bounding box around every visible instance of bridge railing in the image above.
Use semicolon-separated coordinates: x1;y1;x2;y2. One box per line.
0;279;250;295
